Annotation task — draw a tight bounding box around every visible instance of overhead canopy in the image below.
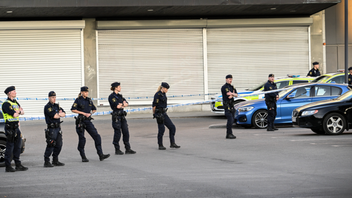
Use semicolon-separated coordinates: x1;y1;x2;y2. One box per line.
0;0;340;19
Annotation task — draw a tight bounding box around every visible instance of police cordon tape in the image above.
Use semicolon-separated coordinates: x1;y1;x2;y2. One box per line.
0;93;219;101
0;84;307;123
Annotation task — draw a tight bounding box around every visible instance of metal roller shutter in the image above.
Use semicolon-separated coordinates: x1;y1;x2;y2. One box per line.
207;27;309;93
97;29;204;105
0;30;83;116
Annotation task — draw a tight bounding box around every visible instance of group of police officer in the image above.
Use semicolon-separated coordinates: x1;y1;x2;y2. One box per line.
2;81;180;172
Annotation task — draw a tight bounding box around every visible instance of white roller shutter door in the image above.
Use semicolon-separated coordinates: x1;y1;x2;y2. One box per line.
97;29;204;104
207;27;309;93
0;30;83;117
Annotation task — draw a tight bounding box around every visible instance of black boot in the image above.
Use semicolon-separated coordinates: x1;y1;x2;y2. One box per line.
226;134;236;139
267;128;275;131
15;164;28;171
44;161;54;168
170;143;181;148
159;145;166;150
125;149;136;154
99;154;110;161
5;166;16;172
115;148;124;155
273;126;279;130
81;154;89;162
52;159;65;166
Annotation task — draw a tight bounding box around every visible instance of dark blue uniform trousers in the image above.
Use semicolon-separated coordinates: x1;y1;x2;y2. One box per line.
267;102;277;129
112;118;131;150
157;113;176;146
4;128;22;167
76;120;103;156
225;109;235;135
44;127;63;162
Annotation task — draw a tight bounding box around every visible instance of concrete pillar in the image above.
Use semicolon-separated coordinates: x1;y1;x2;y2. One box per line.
83;18;98;99
310;11;325;74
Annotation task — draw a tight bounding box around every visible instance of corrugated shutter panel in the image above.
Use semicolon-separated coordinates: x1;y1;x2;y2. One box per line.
0;30;82;116
97;29;204;104
207;27;309;93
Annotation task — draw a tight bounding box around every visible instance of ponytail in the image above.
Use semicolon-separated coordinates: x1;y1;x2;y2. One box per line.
77;92;81;97
156;85;162;93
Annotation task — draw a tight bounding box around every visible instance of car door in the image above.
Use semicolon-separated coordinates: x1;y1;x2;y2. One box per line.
278;86;312;122
311;85;342;102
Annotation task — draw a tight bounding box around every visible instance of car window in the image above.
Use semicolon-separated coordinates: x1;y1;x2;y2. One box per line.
276;81;290;89
289;87;310;98
311;75;329;83
314;86;331;96
292;80;309;84
331;87;342;95
327;76;344;84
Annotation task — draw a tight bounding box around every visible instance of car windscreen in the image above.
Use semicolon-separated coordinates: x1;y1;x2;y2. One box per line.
278;88;293;98
311;75;329;83
248;82;266;91
335;90;352;101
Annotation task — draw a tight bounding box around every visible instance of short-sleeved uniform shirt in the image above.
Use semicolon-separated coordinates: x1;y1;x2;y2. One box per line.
71;96;96;113
307;68;321;77
108;92;128;112
264;80;278;100
1;98;20;124
221;83;237;102
44;102;65;124
152;91;167;109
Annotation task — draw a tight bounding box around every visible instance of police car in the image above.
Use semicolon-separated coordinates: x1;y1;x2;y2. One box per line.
211;75;315;114
310;71;345;84
0;100;26;167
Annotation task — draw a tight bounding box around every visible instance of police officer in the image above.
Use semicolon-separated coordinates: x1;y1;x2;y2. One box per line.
108;82;136;155
43;91;66;167
152;82;180;150
71;86;110;162
264;74;279;131
2;86;28;172
221;74;237;139
307;62;321;77
348;67;352;89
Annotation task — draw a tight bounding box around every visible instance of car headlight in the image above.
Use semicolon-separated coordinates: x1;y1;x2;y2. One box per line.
238;106;254;112
301;110;318;116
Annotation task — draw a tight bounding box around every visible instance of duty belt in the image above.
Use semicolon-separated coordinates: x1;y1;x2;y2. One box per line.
5;122;19;130
156;108;168;114
47;122;61;129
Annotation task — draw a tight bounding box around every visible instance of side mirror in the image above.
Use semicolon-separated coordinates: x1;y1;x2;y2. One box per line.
286;94;295;99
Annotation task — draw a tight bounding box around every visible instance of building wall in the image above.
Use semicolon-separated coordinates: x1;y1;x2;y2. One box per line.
326;0;352;72
310;11;325;74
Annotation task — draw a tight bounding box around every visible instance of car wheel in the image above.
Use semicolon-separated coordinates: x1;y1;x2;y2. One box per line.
323;113;346;135
0;139;6;167
311;127;325;134
252;110;268;129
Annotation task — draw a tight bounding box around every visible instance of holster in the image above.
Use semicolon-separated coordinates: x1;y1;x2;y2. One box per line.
223;100;235;113
47;122;62;129
45;128;56;147
265;99;275;110
155;108;166;124
5;123;18;143
74;115;88;132
111;110;127;123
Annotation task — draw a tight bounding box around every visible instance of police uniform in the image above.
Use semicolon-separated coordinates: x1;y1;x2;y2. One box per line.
152;82;180;150
43;91;65;167
71;86;110;162
2;86;28;172
348;67;352;89
307;62;321;77
108;82;136;155
264;74;278;131
221;75;237;139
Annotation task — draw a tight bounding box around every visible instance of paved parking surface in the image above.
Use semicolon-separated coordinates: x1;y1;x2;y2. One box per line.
1;111;352;198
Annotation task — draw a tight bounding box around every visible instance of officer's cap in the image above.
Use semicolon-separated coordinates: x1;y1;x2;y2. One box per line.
81;86;89;92
48;91;56;97
4;86;15;94
348;67;352;71
111;82;120;87
312;62;319;65
161;82;170;89
226;74;233;79
268;74;275;77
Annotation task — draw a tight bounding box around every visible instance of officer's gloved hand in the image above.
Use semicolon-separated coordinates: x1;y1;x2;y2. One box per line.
153;114;156;119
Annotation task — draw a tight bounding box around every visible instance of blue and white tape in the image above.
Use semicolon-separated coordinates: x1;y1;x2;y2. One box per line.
0;93;219;101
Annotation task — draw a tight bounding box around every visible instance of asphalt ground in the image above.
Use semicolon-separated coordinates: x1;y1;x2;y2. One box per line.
1;111;352;198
